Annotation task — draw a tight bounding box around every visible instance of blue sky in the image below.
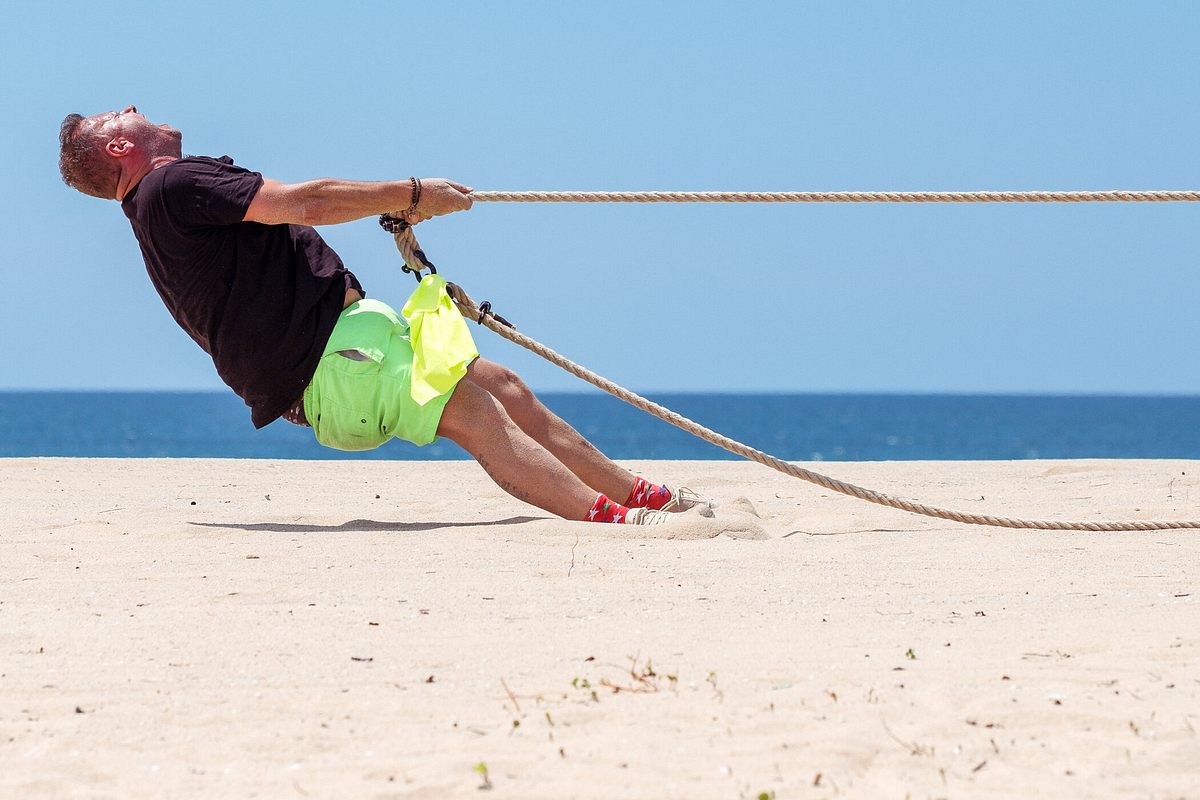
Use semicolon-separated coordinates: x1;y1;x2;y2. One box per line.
3;2;1198;393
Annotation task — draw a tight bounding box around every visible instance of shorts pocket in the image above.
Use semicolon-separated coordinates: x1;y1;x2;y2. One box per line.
309;353;390;451
313;397;390;451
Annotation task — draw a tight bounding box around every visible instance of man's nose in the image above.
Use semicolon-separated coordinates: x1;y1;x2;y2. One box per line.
123;105;138;114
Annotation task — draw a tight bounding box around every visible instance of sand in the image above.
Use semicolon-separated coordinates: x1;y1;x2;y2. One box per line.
2;457;1198;798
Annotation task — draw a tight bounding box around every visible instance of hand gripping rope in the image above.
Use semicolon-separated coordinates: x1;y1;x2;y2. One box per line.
378;188;1200;531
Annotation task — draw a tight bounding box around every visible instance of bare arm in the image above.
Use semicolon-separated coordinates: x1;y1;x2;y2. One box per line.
243;177;473;226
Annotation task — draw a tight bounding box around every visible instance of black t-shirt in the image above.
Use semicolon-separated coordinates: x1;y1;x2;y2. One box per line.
121;156;363;428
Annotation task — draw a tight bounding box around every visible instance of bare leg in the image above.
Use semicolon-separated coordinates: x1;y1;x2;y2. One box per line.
463;358;636;502
436;377;597;520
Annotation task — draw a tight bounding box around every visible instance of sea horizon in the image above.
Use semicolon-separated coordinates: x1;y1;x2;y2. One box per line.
4;390;1200;462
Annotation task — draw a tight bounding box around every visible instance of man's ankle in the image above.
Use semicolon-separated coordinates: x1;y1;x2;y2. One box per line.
624;476;673;510
584;493;633;524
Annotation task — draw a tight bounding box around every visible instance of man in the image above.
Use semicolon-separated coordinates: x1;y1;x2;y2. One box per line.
58;106;709;525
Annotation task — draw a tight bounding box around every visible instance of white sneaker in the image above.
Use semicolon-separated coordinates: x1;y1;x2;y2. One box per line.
625;507;676;526
660;486;714;513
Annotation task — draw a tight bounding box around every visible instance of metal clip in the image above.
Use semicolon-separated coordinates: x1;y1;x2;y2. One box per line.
380;215;438;282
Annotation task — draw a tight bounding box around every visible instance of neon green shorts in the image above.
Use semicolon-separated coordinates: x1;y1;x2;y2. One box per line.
303;299;464;450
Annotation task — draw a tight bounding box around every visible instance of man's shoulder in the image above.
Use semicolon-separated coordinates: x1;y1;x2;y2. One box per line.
132;155;265;229
135;156;218;193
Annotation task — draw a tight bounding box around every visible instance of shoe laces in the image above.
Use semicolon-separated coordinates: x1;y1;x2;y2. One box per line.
629;507;674;526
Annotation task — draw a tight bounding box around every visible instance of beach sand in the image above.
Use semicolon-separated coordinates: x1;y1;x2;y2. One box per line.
3;457;1198;798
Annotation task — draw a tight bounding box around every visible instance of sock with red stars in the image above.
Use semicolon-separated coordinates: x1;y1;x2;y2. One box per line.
584;493;633;524
624;476;673;510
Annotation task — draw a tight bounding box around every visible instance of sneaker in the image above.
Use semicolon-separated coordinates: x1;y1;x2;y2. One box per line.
659;486;714;513
625;507;676;526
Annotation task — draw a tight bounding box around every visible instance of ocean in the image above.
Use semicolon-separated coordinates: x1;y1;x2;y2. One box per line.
2;392;1199;461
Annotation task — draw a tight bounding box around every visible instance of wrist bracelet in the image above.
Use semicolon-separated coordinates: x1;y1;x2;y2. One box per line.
407;176;422;215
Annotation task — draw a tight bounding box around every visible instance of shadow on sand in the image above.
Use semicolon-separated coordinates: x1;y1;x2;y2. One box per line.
188;515;546;534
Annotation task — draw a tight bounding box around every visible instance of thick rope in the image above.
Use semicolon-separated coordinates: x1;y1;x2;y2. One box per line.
439;282;1200;531
472;190;1200;204
381;212;1199;531
393;227;427;275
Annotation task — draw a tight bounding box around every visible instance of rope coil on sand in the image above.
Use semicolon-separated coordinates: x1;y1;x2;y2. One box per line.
380;198;1200;532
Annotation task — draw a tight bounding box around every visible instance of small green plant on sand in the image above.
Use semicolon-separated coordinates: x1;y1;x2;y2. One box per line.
473;762;493;791
570;675;599;702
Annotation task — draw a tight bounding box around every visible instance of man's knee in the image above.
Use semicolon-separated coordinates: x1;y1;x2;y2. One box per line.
472;359;535;406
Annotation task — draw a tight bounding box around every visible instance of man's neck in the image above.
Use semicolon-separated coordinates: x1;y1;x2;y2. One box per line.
116;154;180;201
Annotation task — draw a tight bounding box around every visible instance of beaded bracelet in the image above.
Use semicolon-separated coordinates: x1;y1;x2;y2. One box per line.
407;176;422;215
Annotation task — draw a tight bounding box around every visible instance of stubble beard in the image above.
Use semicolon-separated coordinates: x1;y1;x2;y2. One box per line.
147;126;184;160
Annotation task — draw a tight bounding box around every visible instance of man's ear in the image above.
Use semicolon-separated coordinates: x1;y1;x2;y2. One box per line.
105;137;133;158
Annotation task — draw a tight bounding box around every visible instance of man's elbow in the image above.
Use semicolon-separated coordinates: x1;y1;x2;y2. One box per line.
287;182;344;226
292;195;326;226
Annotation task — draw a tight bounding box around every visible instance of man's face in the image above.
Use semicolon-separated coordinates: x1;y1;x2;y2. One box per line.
86;105;182;155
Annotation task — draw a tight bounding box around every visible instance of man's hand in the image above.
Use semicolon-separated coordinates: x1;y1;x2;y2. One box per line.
394;178;474;225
